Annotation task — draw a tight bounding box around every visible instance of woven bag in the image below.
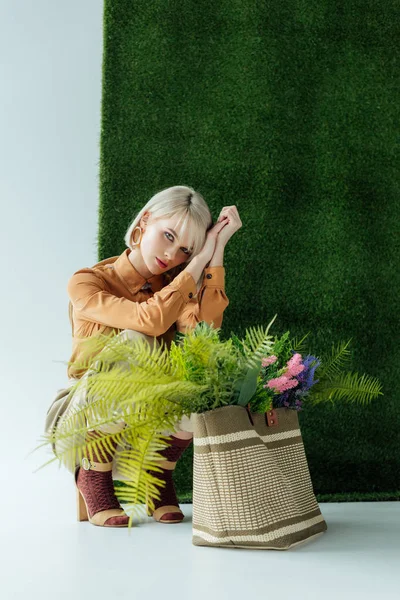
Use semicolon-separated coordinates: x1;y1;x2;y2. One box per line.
191;404;328;550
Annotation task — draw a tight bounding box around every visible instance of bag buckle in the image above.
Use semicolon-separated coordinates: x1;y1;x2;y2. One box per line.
266;409;278;427
81;457;92;470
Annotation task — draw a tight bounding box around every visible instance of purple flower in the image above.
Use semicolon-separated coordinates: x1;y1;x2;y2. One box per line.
272;352;321;411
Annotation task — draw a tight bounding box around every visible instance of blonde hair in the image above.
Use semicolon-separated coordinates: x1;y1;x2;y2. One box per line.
124;185;214;294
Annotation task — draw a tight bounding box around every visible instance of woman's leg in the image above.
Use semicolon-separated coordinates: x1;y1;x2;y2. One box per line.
56;329;195;470
118;329;195;439
170;413;195;439
173;431;194;439
109;330;194;521
88;328;161;433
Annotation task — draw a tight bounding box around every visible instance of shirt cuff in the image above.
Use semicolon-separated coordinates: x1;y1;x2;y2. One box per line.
169;269;198;303
203;266;225;288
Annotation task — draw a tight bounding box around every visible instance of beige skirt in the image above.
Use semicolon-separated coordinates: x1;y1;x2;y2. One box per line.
44;329;194;480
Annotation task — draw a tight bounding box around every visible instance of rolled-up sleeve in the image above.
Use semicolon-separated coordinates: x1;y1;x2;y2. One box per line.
175;266;229;334
67;268;198;337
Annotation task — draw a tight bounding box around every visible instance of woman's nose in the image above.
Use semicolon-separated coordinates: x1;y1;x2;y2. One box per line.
165;247;178;262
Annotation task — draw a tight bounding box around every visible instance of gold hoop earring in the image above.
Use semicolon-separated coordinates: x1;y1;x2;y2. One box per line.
131;226;143;247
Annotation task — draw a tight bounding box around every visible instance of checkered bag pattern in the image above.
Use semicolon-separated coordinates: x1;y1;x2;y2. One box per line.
192;405;328;550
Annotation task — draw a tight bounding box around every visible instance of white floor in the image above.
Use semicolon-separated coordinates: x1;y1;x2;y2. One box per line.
3;448;399;600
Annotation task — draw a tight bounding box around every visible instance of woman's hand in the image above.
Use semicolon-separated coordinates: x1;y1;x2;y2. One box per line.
197;219;230;264
214;205;242;248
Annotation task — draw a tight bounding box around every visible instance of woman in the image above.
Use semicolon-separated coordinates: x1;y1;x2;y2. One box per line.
45;185;241;527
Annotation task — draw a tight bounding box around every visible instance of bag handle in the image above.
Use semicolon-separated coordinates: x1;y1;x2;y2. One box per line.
245;403;254;426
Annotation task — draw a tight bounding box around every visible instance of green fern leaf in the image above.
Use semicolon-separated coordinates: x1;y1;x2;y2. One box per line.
308;370;383;406
318;339;353;380
290;332;311;355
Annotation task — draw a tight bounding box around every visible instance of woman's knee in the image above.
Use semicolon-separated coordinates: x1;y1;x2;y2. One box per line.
118;329;161;350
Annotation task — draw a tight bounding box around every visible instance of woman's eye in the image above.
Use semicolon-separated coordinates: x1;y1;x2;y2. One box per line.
165;232;190;255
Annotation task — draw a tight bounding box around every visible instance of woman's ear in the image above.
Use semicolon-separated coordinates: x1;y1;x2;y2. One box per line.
141;210;151;228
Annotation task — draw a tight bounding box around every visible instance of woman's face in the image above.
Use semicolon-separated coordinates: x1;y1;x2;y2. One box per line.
139;211;194;273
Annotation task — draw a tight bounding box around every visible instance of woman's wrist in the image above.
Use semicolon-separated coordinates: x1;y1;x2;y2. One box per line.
208;244;225;267
185;244;225;284
185;255;209;284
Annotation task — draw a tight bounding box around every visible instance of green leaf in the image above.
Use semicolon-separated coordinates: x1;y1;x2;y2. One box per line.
308;370;383;406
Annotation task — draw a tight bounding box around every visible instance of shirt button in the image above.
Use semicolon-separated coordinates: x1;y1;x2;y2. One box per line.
188;292;193;298
206;274;212;279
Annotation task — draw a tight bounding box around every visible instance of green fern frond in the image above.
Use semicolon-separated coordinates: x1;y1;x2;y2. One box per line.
65;330;121;374
70;331;174;381
242;314;277;357
317;339;353;380
307;370;383;406
269;330;292;364
33;316;384;531
233;315;278;407
52;376;205;452
290;332;311;355
229;332;248;357
112;417;178;521
37;392;191;527
33;332;213;529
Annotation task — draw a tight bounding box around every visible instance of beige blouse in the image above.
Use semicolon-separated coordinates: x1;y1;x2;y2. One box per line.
67;248;229;379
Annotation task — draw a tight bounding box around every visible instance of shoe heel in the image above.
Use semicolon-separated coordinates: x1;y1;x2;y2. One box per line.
76;486;89;522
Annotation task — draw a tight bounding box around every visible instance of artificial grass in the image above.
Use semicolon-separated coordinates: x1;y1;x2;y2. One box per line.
99;0;399;498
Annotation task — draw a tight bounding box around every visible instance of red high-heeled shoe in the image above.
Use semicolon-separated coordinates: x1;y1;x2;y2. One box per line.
145;435;193;523
75;430;130;527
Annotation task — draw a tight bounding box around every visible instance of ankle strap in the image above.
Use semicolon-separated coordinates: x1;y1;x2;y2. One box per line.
81;457;113;472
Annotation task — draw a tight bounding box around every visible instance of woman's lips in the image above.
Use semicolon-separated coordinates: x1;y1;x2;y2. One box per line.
156;257;167;268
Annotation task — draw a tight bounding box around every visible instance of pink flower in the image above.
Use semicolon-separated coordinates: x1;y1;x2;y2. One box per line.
265;375;298;393
262;355;278;367
284;353;305;377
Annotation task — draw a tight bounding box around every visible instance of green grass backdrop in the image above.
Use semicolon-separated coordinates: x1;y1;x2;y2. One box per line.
98;0;399;501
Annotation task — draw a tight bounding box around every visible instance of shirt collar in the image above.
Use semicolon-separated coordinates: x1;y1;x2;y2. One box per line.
113;248;165;295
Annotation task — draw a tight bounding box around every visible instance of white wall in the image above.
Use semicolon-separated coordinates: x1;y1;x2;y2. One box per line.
0;1;103;463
